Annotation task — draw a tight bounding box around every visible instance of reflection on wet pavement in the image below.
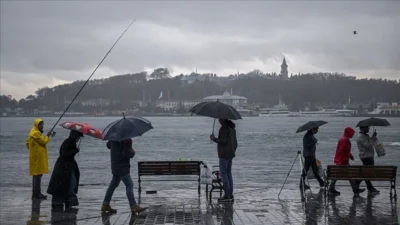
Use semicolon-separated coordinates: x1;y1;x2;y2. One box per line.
1;185;399;225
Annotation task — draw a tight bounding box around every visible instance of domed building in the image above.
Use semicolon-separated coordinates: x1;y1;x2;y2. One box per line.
203;90;248;108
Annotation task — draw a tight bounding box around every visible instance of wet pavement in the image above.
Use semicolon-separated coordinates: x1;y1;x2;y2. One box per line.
0;184;398;225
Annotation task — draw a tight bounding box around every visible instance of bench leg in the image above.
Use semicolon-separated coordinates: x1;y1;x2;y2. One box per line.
138;177;141;204
198;178;201;195
390;181;393;198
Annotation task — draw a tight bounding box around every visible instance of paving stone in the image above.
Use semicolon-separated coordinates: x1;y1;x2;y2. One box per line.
1;186;399;224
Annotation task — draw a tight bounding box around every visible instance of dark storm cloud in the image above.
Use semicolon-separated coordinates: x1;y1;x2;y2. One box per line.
1;1;399;98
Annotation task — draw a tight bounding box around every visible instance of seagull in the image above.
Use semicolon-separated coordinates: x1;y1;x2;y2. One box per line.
353;31;357;35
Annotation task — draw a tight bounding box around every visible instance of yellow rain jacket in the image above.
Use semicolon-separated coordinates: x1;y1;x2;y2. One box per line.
26;118;50;176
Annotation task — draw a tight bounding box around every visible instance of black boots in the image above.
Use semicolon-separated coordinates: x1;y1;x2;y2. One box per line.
32;192;47;200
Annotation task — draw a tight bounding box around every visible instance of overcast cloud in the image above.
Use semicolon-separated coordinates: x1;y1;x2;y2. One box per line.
1;1;399;99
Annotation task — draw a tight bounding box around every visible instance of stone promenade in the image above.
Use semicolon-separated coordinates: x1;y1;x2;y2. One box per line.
0;184;398;225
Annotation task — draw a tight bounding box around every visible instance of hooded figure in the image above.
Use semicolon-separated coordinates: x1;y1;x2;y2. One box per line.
334;127;355;165
26;118;51;199
210;119;238;202
329;127;365;196
47;130;82;209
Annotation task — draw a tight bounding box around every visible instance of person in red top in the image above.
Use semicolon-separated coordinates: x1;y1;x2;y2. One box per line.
329;127;366;196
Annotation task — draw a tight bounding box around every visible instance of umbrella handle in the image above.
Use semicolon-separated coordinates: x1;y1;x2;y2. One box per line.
212;118;216;135
77;138;82;155
210;118;216;144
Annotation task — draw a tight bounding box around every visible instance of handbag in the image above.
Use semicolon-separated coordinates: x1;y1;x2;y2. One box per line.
200;166;213;185
374;138;386;157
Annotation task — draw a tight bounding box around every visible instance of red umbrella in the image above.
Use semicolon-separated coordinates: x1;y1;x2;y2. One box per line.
59;121;103;139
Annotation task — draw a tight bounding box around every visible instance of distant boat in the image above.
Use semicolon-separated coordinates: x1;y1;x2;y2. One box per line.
259;96;291;117
236;108;253;117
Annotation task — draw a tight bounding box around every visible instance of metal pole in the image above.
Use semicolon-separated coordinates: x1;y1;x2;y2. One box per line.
278;151;300;198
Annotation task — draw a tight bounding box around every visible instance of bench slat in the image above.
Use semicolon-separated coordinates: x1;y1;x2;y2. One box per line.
326;165;397;181
328;177;393;181
138;161;201;176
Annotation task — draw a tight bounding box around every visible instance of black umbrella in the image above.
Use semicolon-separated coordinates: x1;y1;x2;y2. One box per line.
102;114;153;141
189;101;242;134
356;117;390;127
296;121;328;133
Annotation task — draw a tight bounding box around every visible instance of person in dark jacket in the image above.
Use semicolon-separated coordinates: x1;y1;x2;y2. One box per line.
210;119;237;202
47;130;82;209
300;127;325;190
101;139;146;214
328;127;365;196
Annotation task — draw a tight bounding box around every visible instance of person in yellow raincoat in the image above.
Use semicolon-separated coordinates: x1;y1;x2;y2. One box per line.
26;118;52;200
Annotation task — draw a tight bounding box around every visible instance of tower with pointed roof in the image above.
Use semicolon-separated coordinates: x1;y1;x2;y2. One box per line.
280;57;288;79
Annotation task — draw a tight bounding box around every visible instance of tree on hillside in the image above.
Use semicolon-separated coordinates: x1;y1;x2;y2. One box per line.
0;95;18;109
14;71;400;112
26;95;36;100
150;68;170;79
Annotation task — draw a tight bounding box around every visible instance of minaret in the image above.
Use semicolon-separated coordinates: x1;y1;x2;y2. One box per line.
348;93;351;105
280;57;288;79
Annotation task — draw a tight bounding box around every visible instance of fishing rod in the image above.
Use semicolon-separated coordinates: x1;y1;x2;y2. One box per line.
49;20;136;134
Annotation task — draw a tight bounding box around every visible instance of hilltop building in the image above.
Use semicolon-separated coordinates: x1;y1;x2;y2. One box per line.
203;90;247;108
280;57;289;80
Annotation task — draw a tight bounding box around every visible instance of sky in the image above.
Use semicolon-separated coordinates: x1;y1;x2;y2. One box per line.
1;1;399;99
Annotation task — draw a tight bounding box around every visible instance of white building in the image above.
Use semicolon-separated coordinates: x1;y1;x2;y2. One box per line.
156;100;200;111
203;90;247;108
81;99;112;107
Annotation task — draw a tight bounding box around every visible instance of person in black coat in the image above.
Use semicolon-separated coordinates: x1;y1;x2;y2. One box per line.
47;130;83;209
101;139;146;214
210;119;238;202
300;127;325;190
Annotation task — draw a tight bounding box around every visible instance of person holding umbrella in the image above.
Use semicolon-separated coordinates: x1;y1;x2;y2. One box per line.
189;100;242;202
355;126;379;193
297;121;326;190
354;117;390;194
47;121;103;210
210;119;238;202
101;115;152;214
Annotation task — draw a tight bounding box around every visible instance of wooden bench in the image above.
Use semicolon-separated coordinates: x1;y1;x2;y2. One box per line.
137;161;202;200
326;165;397;198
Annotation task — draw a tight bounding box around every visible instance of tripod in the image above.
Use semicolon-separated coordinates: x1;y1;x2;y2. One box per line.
278;151;311;202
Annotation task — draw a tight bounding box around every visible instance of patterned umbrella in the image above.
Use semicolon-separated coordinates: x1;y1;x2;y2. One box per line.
59;121;103;139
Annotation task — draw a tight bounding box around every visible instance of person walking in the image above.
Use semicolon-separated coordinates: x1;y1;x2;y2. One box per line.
328;127;365;196
101;139;146;214
26;118;52;200
300;127;325;190
210;119;238;202
356;126;380;194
